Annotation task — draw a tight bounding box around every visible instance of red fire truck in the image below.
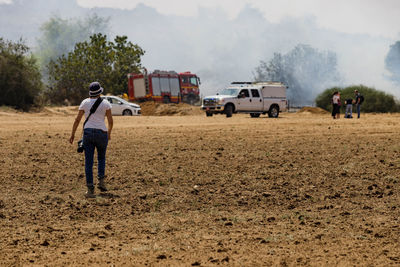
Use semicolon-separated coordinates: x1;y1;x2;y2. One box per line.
127;69;200;104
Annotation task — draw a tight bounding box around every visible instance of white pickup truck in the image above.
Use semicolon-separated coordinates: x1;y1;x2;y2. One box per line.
201;82;287;118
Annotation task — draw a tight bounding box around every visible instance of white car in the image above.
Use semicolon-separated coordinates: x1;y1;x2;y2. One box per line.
102;96;141;116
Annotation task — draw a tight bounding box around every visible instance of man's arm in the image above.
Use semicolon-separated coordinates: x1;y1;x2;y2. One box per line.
106;109;113;140
69;110;85;144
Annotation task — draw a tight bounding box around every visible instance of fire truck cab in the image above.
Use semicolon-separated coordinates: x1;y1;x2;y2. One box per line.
179;71;200;104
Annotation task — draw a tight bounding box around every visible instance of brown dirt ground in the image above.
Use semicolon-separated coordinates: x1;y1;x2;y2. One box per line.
139;102;204;116
1;108;400;266
298;106;330;115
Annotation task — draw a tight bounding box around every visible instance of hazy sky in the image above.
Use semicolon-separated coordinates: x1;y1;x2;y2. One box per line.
73;0;400;38
1;0;398;38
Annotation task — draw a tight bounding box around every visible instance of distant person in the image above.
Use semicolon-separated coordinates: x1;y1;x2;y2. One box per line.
332;91;341;119
63;98;71;106
345;98;353;118
354;90;364;118
69;82;113;198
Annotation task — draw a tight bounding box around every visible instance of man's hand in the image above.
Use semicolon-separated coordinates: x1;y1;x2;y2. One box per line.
69;134;75;144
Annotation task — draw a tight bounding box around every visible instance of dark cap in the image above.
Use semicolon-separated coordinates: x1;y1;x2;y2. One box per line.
89;82;104;97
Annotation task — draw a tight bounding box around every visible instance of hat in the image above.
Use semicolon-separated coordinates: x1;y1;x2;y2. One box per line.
89;82;104;97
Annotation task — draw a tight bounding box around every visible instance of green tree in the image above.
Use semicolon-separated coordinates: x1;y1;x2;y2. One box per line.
47;33;145;104
385;41;400;84
36;14;110;77
315;85;399;113
254;44;341;106
0;38;43;111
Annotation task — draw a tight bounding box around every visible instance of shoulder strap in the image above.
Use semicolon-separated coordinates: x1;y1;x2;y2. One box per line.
83;97;104;128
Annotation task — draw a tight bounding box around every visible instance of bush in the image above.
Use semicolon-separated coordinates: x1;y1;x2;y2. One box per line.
315;85;400;113
0;38;43;111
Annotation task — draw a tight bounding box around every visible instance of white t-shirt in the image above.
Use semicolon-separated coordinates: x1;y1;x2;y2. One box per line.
332;95;340;104
79;98;112;131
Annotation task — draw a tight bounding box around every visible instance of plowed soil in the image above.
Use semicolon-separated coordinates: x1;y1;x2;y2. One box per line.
1;110;400;266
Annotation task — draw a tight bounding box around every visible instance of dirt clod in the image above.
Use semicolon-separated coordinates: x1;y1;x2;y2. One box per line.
40;240;50;246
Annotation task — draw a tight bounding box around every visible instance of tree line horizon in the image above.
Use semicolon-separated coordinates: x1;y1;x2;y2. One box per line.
1;14;400;112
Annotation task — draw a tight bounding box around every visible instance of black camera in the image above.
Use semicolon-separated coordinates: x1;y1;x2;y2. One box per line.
77;139;84;153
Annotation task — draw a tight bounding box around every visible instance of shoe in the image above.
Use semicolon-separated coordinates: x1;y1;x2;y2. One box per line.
85;186;95;198
97;178;108;192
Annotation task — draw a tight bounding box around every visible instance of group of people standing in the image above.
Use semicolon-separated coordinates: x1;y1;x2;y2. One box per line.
332;90;363;119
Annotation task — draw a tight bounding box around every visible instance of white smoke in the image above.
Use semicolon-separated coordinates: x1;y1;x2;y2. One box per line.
1;0;399;99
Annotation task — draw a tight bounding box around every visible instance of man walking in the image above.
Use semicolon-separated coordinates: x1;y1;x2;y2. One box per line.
70;82;113;198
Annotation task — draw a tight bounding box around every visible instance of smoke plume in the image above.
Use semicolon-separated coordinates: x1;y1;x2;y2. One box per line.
1;0;398;102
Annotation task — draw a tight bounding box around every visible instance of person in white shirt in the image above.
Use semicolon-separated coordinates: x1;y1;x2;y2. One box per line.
69;82;113;198
331;91;341;119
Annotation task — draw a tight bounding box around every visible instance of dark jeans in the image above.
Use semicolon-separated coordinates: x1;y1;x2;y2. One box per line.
356;104;361;118
332;104;340;117
83;128;108;187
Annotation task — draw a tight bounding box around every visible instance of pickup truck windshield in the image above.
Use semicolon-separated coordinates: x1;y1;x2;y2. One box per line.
219;88;240;96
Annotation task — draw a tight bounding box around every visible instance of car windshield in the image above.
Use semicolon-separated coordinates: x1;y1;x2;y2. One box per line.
113;97;131;104
103;96;130;105
219;88;240;96
114;97;128;103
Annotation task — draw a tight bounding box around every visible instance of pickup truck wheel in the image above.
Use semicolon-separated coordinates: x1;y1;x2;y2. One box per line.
250;113;260;118
225;104;233;118
206;111;213;117
268;105;279;118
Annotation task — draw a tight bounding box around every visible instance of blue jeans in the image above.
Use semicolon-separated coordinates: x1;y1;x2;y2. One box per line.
83;128;108;187
345;104;353;118
356;104;361;118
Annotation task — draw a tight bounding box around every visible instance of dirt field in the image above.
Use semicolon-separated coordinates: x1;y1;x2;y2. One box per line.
1;108;400;266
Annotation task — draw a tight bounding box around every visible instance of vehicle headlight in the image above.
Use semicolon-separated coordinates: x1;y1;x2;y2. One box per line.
217;99;224;105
